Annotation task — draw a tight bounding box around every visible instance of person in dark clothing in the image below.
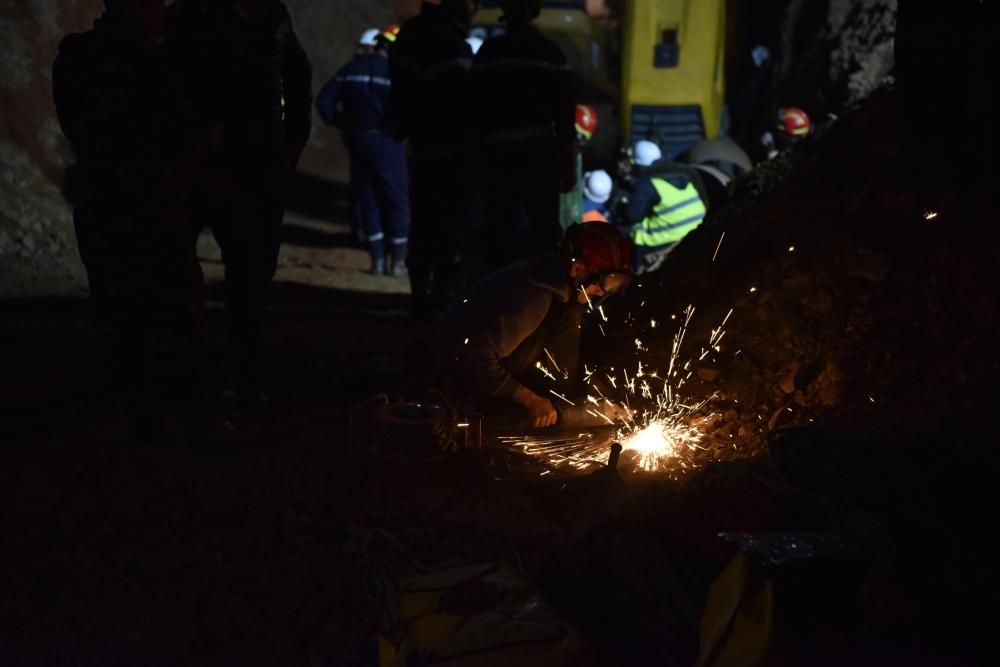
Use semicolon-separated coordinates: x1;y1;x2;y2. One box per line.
389;0;479;319
317;26;410;277
167;0;312;399
474;0;577;269
438;222;632;428
53;0;207;445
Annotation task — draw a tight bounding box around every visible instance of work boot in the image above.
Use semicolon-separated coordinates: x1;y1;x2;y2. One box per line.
369;257;386;275
387;260;408;278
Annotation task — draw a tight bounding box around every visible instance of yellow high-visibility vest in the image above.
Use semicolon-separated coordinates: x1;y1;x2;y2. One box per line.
632;177;707;248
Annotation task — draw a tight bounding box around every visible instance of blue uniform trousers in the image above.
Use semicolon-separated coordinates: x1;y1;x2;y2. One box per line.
349;132;410;264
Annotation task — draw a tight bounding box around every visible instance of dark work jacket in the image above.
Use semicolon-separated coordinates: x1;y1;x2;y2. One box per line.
316;51;392;138
473;22;575;150
440;254;574;401
53;14;193;214
388;2;473;157
167;0;312;161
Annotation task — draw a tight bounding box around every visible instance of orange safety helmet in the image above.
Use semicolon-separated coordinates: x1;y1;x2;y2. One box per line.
575;104;598;141
380;24;400;44
777;107;811;137
582;210;609;223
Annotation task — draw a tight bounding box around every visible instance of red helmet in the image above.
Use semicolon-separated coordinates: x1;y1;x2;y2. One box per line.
777;107;811;137
575;104;597;141
567;221;632;285
380;24;400;44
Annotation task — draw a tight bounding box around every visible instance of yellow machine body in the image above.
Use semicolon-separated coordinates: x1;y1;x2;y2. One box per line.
620;0;726;157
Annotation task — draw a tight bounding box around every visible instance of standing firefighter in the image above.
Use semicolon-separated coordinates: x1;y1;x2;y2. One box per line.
474;0;577;268
53;0;206;445
615;139;708;273
389;0;479;319
167;0;312;400
439;222;633;428
317;25;410;277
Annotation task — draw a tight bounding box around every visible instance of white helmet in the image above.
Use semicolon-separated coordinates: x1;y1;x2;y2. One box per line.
583;170;613;204
466;36;484;55
359;28;380;46
633;139;662;167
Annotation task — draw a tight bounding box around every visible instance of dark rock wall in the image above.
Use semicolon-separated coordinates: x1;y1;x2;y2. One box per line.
0;0;101;261
772;0;897;115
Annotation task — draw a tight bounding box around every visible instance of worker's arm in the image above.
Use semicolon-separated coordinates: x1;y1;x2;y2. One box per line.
277;10;312;164
618;177;661;228
315;65;347;127
455;288;554;404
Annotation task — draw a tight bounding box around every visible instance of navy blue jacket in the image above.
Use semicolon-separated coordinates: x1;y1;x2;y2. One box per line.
316;51;392;137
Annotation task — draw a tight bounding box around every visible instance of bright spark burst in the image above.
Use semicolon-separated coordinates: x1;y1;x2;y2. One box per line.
923;210;938;221
511;303;736;475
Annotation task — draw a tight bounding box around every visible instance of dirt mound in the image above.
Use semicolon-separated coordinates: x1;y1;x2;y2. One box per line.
591;85;999;464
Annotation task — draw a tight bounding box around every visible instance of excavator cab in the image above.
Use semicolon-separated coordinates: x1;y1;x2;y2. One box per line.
620;0;727;158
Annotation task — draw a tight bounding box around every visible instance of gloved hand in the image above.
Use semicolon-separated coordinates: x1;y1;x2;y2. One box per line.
513;385;558;429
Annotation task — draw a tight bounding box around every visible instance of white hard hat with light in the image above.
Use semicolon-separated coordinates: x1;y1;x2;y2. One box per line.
583;170;613;204
633;140;662;167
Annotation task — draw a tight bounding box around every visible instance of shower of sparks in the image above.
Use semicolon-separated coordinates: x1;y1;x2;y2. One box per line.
923;210;938;221
712;232;726;262
512;303;736;474
536;361;557;381
543;347;562;375
549;390;575;407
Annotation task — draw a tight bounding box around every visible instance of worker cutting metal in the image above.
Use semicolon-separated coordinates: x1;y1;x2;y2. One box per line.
437;222;633;429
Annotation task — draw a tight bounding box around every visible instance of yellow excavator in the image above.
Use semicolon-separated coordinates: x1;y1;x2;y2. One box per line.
468;1;727;158
620;0;727;158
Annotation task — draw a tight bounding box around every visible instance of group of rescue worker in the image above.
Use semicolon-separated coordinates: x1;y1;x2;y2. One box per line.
53;0;312;445
52;0;817;440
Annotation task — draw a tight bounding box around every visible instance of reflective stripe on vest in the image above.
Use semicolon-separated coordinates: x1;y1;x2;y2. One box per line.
632;178;707;248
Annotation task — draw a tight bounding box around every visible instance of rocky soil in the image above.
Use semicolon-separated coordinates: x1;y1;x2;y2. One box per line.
592;85;999;466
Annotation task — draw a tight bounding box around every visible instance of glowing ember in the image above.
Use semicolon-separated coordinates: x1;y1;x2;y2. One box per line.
620;421;677;470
